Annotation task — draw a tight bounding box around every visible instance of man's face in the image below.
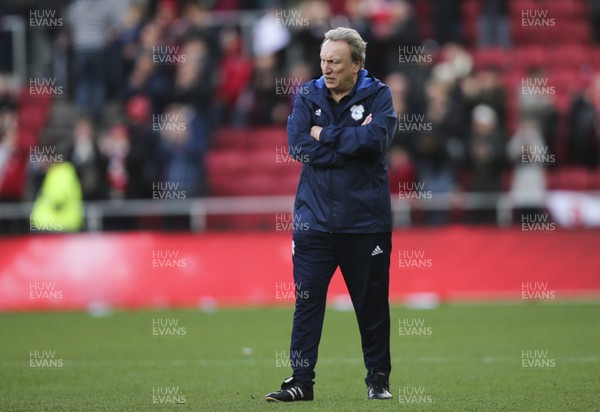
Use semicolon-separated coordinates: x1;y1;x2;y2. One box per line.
320;40;359;96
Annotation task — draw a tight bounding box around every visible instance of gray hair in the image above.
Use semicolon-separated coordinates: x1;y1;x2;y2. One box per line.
321;27;367;68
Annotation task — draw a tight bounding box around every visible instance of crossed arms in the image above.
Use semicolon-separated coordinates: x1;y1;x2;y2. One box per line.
287;88;397;168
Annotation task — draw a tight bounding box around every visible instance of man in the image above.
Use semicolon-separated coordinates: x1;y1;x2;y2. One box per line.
265;27;397;402
67;0;118;122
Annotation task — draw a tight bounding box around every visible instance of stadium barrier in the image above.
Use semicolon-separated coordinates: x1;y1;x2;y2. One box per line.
0;192;560;231
1;227;599;311
2;191;600;232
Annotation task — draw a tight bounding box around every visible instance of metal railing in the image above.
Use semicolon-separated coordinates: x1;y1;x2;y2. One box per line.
1;192;520;232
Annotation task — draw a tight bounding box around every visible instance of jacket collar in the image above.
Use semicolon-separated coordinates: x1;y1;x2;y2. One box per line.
304;69;380;110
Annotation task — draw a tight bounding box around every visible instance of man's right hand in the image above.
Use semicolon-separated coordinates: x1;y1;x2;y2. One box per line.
361;113;372;126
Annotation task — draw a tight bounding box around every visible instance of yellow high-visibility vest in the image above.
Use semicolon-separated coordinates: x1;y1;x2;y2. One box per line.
31;162;84;232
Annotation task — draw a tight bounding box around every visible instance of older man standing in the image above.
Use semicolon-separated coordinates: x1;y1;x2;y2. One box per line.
266;27;397;402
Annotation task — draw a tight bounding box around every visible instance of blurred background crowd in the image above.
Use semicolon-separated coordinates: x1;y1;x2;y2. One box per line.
1;0;600;230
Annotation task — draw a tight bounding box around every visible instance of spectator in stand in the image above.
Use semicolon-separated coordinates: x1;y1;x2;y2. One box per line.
247;4;294;126
477;0;511;49
0;112;13;192
124;94;160;200
367;0;421;78
171;36;217;117
432;0;464;45
271;62;315;126
344;0;374;49
0;77;19;201
98;121;137;230
30;161;84;233
0;108;25;202
215;25;253;126
518;66;558;155
292;0;332;74
431;43;473;87
252;3;290;64
461;66;507;129
0;107;29;233
567;73;600;168
467;104;506;223
430;43;473;145
287;61;315;99
386;71;413;150
428;47;470;156
156;103;207;197
412;79;461;225
66;116;109;200
152;0;181;47
179;1;221;54
99;123;130;199
125;23;172;115
67;0;119;122
385;72;417;197
103;0;130;100
115;4;146;100
507;118;547;221
249;53;282;126
0;75;17;112
589;0;600;44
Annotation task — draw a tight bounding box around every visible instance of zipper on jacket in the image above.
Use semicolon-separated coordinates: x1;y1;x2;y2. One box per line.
328;169;333;233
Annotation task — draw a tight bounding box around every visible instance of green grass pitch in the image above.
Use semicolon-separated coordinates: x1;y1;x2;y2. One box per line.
1;302;599;411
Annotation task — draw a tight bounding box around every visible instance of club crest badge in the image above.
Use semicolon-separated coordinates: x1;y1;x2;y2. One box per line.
350;104;364;121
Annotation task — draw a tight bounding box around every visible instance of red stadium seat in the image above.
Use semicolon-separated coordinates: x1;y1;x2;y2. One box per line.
590;48;600;68
205;150;251;176
550;44;590;70
593;169;600;189
207;174;242;196
461;0;480;47
551;19;592;45
509;0;537;15
247;127;288;148
250;147;302;174
206;127;300;198
211;128;251;150
510;0;541;44
548;167;595;190
548;0;587;19
512;46;548;71
473;48;511;71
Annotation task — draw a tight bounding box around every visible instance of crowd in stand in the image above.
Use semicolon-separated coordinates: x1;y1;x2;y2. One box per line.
1;0;600;226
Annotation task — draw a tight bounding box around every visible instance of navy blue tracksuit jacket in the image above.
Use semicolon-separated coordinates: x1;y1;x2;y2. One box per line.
287;69;397;233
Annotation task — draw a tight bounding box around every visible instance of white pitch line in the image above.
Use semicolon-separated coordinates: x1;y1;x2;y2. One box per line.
3;356;597;367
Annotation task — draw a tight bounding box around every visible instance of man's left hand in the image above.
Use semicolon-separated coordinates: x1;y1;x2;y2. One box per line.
310;113;372;141
310;125;322;141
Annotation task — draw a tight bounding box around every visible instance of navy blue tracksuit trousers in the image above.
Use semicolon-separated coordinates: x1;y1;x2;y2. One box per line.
290;230;392;386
